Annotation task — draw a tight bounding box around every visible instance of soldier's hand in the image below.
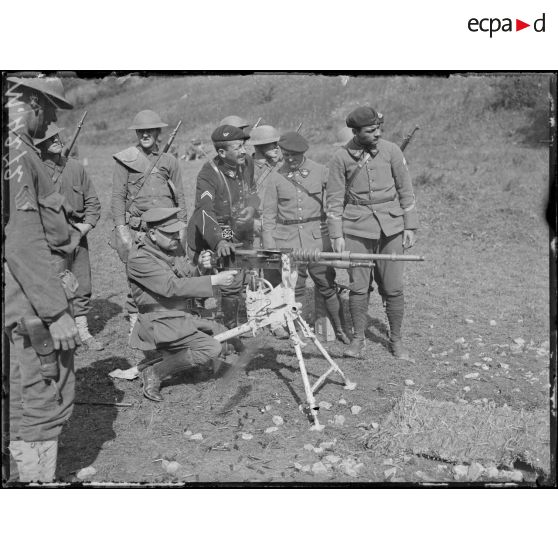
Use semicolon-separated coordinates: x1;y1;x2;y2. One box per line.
333;237;345;253
74;223;92;237
199;250;213;269
403;230;416;249
211;270;238;287
49;312;81;352
216;240;236;258
235;206;255;223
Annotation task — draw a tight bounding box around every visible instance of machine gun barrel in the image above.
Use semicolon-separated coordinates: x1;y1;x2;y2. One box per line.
287;249;424;263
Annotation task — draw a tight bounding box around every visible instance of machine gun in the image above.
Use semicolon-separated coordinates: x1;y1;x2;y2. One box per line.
211;247;424;430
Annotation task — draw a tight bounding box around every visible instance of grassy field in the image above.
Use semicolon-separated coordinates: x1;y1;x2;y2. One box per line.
50;74;551;484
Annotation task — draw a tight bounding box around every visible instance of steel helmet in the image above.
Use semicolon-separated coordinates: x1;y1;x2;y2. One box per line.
128;110;168;130
7;76;73;110
219;115;249;129
34;123;65;146
334;127;354;146
247;125;280;146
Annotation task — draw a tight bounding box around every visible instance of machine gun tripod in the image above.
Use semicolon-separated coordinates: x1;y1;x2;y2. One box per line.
212;248;424;430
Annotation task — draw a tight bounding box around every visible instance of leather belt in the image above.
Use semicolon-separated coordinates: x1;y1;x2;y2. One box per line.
277;215;325;226
346;194;396;206
137;303;187;313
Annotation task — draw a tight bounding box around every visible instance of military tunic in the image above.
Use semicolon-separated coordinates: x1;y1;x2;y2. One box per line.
43;157;101;317
4;130;76;443
111;145;186;228
127;236;221;363
262;157;336;300
252;156;281;247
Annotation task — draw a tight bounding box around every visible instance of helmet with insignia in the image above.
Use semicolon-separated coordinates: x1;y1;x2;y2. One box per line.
142;207;186;232
278;131;309;153
247;125;280;146
334;127;354;146
34;123;65;146
219;115;249;129
128;110;168;130
7;76;73;109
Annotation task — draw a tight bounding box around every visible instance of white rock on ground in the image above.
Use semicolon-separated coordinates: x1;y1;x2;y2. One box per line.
272;416;284;426
464;372;479;379
265;426;279;434
453;464;468;479
333;415;346;426
190;433;203;441
384;467;398;479
312;462;328;476
76;466;97;480
467;462;485;481
351;405;362;415
318;401;332;410
404;379;415;386
338;399;347;405
241;433;253;440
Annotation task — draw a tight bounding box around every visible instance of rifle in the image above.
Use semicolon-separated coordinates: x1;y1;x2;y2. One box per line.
62;111;87;158
252;117;262;130
296;122;303;133
400;125;420;152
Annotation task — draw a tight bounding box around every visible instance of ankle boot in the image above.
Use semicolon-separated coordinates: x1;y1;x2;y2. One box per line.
323;293;350;344
75;315;104;351
141;349;195;402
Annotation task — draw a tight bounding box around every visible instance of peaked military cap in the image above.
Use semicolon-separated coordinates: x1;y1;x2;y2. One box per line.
346;106;381;129
220;115;249;129
142;207;186;232
278;131;309;153
34;123;65;146
211;125;249;143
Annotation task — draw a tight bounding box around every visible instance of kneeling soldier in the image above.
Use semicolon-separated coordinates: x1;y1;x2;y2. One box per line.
262;131;350;344
127;208;237;402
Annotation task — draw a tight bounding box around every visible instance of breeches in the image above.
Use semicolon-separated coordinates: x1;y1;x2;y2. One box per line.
345;232;405;297
295;263;337;301
71;235;92;317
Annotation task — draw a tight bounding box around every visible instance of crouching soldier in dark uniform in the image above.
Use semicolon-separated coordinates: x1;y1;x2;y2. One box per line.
35;124;103;351
187;125;259;348
4;76;81;482
262;132;350;344
327;106;418;359
127;208;237;402
111;110;187;336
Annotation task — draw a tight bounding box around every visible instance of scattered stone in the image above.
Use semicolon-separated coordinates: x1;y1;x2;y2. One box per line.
163;461;181;475
312;462;328;476
265;426;278;434
404;379;415;386
272;415;284;426
382;458;394;466
190;433;203;441
465;318;474;324
482;398;489;403
467;462;485;481
319;401;332;410
481;364;489;371
486;466;500;478
463;386;471;392
498;362;510;370
489;320;497;326
312;446;324;455
303;444;315;452
461;353;470;361
453;464;468;479
301;465;311;473
436;380;446;388
324;455;341;464
473;362;482;368
384;467;398;479
319;440;336;450
241;432;253;441
342;459;364;478
333;415;346;426
455;337;466;344
415;471;435;482
351;405;362;415
76;466;97;480
437;464;448;471
371;422;379;429
338;398;347;405
464;372;479;379
513;337;525;346
183;429;193;437
265;405;272;411
293;462;304;471
457;398;469;404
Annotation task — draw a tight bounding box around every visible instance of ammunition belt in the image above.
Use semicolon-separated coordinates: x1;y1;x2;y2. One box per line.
346;194;396;206
277;215;325;226
137;303;187;313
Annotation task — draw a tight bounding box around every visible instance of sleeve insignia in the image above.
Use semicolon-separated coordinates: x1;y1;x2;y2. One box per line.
200;191;214;201
15;184;38;211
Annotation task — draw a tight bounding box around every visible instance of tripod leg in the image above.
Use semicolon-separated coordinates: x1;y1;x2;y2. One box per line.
285;316;324;431
296;316;357;392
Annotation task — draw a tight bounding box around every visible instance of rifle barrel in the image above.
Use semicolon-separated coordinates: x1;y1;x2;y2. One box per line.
290;249;424;262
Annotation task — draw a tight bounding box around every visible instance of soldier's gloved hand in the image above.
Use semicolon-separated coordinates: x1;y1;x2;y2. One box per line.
333;237;345;253
199;250;213;270
49;312;82;352
235;206;255;224
216;240;236;258
211;270;238;287
74;222;93;237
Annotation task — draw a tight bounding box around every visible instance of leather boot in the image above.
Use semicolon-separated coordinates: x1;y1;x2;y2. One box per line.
221;297;244;353
385;294;408;359
345;293;368;358
141;349;195;402
323;293;350;344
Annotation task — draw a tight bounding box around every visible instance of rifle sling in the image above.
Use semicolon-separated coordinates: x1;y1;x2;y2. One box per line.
343;150;371;206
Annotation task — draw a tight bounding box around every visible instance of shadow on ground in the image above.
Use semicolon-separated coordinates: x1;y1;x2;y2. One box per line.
88;297;123;335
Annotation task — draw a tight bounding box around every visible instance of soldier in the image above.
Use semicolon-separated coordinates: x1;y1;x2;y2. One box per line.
326;106;418;359
4;76;81;482
186;125;259;349
185;139;207;161
262;131;350;344
127;208;237;402
220;115;250;130
111;109;187;336
34;124;103;351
